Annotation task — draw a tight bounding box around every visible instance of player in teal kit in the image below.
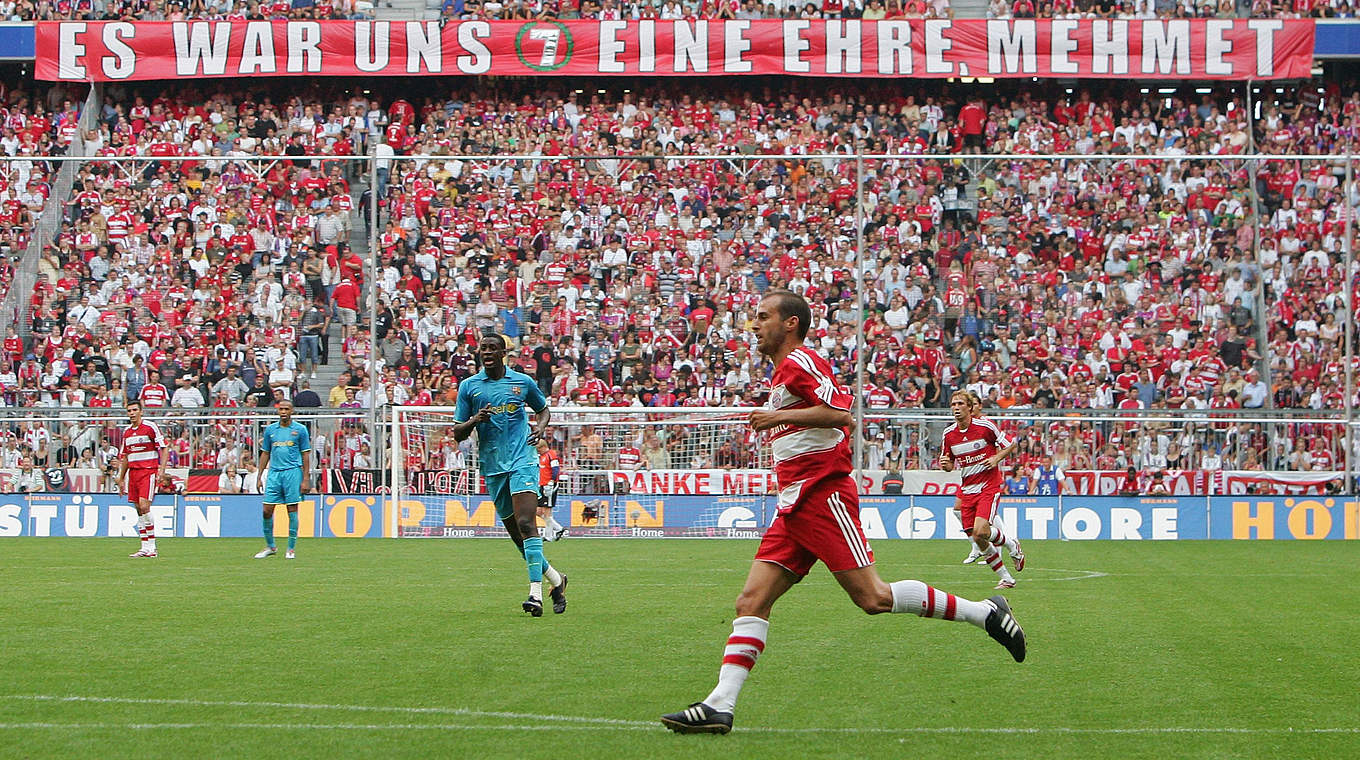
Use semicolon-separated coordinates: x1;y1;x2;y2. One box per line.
454;334;569;616
255;399;312;560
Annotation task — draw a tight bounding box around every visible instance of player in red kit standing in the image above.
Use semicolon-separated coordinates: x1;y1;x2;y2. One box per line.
940;391;1025;589
662;292;1025;735
115;399;167;557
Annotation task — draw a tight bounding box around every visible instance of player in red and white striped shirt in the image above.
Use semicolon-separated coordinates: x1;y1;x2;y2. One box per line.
940;391;1025;589
663;292;1025;736
115;399;167;558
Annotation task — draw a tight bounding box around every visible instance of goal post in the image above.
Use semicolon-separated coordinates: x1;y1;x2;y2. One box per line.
389;406;774;538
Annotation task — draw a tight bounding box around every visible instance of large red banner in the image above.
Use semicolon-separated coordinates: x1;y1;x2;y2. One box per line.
36;19;1313;82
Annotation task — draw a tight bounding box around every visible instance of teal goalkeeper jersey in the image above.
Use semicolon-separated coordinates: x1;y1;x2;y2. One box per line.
455;369;547;475
260;421;311;471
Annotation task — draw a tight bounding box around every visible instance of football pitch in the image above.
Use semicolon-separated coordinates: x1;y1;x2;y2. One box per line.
0;538;1354;760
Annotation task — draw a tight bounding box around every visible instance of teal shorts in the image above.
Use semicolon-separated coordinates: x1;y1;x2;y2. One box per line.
484;463;540;520
264;468;303;505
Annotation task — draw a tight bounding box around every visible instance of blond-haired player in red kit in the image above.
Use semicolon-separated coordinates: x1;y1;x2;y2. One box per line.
940;390;1025;589
662;291;1026;735
115;399;167;558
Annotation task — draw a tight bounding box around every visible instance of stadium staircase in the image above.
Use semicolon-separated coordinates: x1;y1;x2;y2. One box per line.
376;0;435;20
949;0;989;18
308;176;374;402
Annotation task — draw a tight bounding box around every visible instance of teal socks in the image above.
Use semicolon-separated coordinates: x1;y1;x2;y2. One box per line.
523;536;544;582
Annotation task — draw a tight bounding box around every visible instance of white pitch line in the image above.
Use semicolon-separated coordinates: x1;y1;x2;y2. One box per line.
0;722;1354;736
906;564;1110;582
0;696;1355;736
0;695;653;727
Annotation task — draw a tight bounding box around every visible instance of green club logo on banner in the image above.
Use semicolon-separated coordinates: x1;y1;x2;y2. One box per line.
515;21;574;71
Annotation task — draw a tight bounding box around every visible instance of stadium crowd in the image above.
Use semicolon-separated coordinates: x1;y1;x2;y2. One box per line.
0;77;1354;484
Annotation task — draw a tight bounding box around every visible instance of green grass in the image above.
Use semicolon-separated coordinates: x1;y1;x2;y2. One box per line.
0;538;1355;760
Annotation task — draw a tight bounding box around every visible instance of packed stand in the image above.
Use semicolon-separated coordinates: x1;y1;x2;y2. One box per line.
986;0;1349;18
7;0;374;22
3;79;1354;485
355;80;1353;480
6;83;382;475
0;85;90;325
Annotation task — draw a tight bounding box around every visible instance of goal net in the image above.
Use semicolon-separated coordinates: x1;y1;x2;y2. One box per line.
389;406;774;538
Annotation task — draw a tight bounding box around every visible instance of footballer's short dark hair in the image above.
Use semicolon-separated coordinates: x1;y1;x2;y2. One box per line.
762;289;812;340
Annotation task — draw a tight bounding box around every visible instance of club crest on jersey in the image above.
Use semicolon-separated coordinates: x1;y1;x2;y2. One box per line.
512;386;523;397
768;384;788;409
951;438;987;455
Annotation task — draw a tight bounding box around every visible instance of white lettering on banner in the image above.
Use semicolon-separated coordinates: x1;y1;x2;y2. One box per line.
39;20;1316;82
1026;507;1055;539
987;19;1036;74
64;502;98;537
897;506;936;539
152;505;175;537
943;507;967;539
355;21;390;71
876;20;912;75
825;20;861;74
1110;507;1142;540
185;504;221;538
717;506;757;529
782;20;810;73
102;22;137;79
673;20;708;72
1143;19;1191;75
59;22;87;79
859;507;886;540
724;20;752;72
1049;19;1078;75
30;504;56;537
287;21;321;72
1091;19;1128;75
1249;18;1282;76
1152;508;1178;539
456;21;491;73
406;21;441;73
239;21;277;74
638;19;656;72
1205;19;1234;76
1062;507;1101;539
924;19;953;74
0;504;20;536
173;21;230;76
997;506;1019;536
599;20;627;72
108;505;138;537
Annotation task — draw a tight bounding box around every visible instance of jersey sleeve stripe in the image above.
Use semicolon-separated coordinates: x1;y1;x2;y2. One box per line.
788;349;846;409
976;417;1013;447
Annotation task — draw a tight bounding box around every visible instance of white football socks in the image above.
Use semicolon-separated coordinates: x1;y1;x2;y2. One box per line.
704;616;768;713
890;580;991;627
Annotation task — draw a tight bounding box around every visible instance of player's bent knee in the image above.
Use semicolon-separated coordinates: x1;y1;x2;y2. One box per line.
734;589;774;619
851;587;892;615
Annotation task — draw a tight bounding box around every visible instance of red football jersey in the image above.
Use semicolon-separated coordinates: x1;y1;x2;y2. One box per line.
765;347;853;492
941;416;1012;495
119;422;165;470
617;446;642;469
138;383;169;408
